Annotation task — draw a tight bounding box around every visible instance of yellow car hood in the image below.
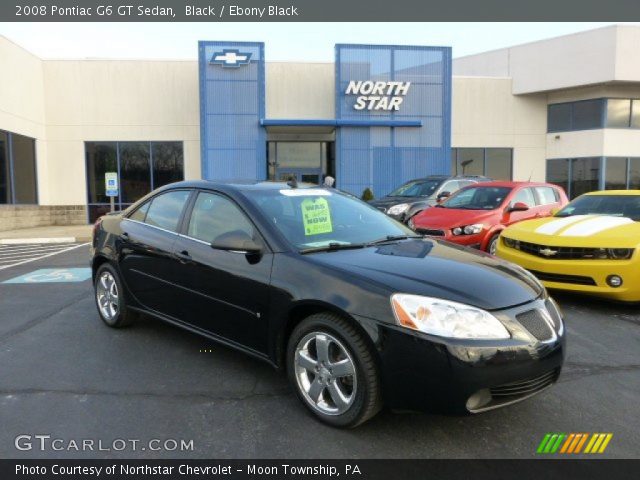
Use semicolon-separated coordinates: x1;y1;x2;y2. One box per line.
502;215;640;248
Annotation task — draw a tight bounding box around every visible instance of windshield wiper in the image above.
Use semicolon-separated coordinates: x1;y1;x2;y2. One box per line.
366;234;424;246
299;242;367;254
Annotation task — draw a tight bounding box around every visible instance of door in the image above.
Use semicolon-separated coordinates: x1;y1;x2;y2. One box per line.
534;186;564;216
276;168;322;185
505;187;539;225
118;189;192;316
170;191;273;354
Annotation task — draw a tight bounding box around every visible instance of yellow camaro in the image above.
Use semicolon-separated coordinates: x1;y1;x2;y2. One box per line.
496;190;640;302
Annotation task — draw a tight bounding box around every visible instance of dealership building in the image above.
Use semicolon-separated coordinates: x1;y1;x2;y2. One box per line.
2;24;640;227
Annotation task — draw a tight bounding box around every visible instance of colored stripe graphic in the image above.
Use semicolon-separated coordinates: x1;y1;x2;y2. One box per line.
538;433;612;454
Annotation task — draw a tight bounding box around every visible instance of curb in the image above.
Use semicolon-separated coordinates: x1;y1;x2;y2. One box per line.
0;237;83;245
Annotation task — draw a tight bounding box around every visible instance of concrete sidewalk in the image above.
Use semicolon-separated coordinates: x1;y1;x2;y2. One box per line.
0;225;93;244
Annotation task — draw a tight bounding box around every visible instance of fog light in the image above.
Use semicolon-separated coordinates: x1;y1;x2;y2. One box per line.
466;389;492;412
606;275;623;288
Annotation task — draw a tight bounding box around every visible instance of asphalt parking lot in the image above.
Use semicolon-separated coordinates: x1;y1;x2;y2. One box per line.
0;245;638;459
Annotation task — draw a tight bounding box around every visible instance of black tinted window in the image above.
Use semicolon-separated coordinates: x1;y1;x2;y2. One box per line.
187;192;254;244
144;190;190;231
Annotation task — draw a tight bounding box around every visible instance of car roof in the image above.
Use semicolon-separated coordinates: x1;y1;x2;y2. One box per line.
158;179;321;192
470;181;558;188
403;175;490;182
583;190;640;196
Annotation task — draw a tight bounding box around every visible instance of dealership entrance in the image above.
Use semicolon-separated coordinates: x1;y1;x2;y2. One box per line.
267;140;335;184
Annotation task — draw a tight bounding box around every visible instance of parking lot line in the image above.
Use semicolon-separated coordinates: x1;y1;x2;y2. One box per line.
0;243;90;271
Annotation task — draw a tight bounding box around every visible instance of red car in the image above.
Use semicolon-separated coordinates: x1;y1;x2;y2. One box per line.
408;181;569;255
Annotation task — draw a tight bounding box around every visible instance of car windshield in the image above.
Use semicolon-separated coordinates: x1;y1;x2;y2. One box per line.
441;186;512;210
388;179;442;197
244;187;415;250
556;194;640;221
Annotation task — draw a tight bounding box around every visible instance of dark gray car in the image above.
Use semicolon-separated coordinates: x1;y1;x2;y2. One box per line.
369;175;491;223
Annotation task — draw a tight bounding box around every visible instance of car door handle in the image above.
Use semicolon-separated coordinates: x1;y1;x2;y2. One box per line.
175;250;192;262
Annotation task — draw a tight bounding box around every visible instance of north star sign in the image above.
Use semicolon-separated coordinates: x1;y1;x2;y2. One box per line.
345;81;411;111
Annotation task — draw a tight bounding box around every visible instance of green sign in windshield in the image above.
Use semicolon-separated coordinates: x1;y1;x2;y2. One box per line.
301;197;333;236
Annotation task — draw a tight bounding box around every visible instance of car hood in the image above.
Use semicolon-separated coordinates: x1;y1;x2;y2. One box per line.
369;196;430;208
502;215;640;247
308;239;543;311
413;207;497;229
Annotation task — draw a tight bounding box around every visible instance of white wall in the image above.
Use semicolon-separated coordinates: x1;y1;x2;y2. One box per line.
40;59;201;205
0;35;201;206
452;77;548;181
266;62;334;119
454;25;637;95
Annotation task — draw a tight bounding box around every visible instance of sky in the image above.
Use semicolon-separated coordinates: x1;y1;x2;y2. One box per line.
0;22;636;61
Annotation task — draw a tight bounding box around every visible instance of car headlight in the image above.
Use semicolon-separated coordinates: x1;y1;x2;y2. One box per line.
390;294;510;340
452;224;484;236
387;203;410;215
502;237;519;249
607;248;633;260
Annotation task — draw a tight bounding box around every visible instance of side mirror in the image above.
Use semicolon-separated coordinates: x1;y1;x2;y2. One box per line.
436;191;451;203
211;230;262;254
507;202;530;213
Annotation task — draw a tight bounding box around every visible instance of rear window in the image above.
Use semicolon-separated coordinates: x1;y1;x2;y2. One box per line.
536;187;559;205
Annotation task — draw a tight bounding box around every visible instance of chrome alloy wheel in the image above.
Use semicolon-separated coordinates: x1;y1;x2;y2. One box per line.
294;331;357;416
489;236;499;255
96;271;119;321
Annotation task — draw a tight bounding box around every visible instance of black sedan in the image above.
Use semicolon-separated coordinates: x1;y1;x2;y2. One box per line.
90;180;565;428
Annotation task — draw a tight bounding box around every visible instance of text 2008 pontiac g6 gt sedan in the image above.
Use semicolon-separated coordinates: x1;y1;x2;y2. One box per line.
90;181;565;427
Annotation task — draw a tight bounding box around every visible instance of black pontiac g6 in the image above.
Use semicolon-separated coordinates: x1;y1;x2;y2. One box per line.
91;181;565;427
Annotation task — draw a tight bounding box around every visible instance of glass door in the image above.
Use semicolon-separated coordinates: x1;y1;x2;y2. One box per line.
270;142;325;184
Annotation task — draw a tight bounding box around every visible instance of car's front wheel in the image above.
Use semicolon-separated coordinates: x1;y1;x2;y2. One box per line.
287;312;382;428
487;233;500;255
94;263;136;328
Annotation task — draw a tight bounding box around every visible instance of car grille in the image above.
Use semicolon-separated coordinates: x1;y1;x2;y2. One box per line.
415;228;445;237
513;240;631;260
516;309;554;341
529;269;597;286
490;369;559;399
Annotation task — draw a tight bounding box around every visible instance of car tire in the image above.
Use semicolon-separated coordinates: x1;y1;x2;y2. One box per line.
487;233;500;255
287;312;382;428
94;263;136;328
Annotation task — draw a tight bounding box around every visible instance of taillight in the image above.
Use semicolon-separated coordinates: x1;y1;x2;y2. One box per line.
92;217;103;240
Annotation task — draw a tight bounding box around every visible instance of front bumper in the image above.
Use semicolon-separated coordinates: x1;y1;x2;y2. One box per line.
496;241;640;302
413;226;485;250
371;298;565;414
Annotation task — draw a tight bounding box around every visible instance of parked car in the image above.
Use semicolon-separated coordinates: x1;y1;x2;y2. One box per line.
368;175;490;223
409;181;569;255
91;181;564;427
496;190;640;302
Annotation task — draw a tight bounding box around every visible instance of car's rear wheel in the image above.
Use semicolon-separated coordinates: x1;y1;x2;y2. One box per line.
94;263;136;328
487;233;500;255
287;312;382;428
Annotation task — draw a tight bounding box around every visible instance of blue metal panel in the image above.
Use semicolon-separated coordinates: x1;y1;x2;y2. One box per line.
260;119;422;127
335;44;452;198
199;41;265;182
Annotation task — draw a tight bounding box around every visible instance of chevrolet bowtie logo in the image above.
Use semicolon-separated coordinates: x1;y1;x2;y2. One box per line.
210;49;252;68
539;247;558;257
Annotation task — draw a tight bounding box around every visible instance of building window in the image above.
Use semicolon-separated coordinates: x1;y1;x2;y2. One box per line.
85;141;184;223
604;157;628;190
546;157;602;199
546;159;570;197
630;158;640;190
606;99;632;128
0;130;38;205
451;148;512;180
547;99;605;133
571;157;601;198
